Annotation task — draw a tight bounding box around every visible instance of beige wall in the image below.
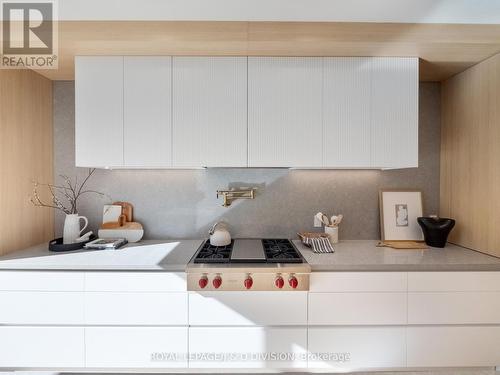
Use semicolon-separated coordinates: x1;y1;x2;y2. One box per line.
440;52;500;257
0;70;54;255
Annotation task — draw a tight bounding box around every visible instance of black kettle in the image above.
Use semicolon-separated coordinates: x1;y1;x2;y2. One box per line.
417;216;455;248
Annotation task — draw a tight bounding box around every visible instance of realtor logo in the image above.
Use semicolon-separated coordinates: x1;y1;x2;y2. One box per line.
1;0;58;68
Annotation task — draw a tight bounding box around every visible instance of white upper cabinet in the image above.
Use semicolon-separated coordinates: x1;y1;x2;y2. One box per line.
248;57;323;167
75;56;124;168
323;58;372;168
75;56;418;169
371;57;419;168
124;57;172;167
172;57;247;167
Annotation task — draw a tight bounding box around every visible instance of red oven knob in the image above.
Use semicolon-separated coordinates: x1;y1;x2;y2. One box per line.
275;276;285;289
244;276;253;289
289;275;299;289
198;276;208;289
212;275;222;289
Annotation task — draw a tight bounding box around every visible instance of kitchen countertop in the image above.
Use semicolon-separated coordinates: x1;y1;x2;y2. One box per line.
1;239;500;272
0;240;204;271
293;240;500;271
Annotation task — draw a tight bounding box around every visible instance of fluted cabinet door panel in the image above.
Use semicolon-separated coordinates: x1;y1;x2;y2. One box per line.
172;57;247;167
75;56;124;167
371;57;419;168
124;57;172;167
248;57;323;167
323;58;371;167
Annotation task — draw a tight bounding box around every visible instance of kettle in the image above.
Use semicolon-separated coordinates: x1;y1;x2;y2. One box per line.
209;221;232;247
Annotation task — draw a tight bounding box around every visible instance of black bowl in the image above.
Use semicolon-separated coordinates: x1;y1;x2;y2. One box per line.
417;217;455;248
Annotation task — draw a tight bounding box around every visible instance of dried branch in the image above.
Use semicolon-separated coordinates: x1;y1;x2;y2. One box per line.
30;168;108;215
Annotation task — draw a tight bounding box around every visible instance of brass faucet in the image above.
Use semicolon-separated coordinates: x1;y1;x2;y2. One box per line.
216;188;255;207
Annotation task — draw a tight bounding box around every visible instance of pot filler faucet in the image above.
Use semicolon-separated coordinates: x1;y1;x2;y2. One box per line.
216;188;255;207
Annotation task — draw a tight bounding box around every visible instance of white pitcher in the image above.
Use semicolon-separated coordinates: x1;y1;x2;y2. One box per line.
63;214;89;244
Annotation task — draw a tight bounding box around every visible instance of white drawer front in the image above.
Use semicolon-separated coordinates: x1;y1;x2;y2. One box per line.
0;291;85;324
309;292;407;325
407;326;500;367
0;271;84;291
0;327;84;368
189;292;307;326
308;327;406;369
310;272;407;292
85;292;187;325
408;272;500;292
189;327;307;368
86;327;188;368
85;272;186;292
408;291;500;324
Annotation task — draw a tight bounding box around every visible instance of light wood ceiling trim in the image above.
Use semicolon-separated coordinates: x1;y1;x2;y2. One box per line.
25;21;500;81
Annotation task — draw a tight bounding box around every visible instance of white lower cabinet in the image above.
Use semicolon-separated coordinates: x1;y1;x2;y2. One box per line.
407;326;500;367
0;291;85;325
0;327;84;367
85;292;187;325
308;292;407;325
85;327;188;368
308;327;406;370
189;327;307;368
189;291;307;326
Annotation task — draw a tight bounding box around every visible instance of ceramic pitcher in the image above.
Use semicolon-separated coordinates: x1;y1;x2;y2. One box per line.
63;214;88;244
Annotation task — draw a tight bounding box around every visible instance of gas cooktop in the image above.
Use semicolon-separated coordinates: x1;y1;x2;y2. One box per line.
192;238;303;264
187;239;310;291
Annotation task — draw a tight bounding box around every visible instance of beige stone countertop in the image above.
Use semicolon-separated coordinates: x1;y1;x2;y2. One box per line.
0;240;204;271
293;240;500;271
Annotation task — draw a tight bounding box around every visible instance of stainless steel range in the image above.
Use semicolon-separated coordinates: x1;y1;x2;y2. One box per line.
186;239;311;291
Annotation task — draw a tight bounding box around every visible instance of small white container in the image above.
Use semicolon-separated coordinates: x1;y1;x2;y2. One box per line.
324;226;339;244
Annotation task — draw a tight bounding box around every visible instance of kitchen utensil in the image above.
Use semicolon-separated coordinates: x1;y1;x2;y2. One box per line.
417;216;455;248
315;212;330;226
209;222;231;247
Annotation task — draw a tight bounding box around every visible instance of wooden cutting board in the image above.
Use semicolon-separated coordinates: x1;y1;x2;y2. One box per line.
377;241;428;250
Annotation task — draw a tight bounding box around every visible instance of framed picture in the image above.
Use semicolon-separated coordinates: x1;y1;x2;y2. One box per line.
379;190;423;241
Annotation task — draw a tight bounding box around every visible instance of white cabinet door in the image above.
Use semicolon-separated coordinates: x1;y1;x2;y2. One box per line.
408;291;500;324
323;57;372;167
248;57;323;167
371;57;419;168
308;327;406;370
172;57;247;167
85;292;188;325
310;272;407;292
407;326;500;367
0;327;84;368
189;291;307;326
0;291;85;324
75;56;124;167
85;271;187;292
86;327;188;368
124;56;172;167
308;292;407;325
0;271;84;291
189;327;307;368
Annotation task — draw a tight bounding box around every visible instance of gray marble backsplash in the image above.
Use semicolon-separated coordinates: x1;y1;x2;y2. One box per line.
53;82;440;240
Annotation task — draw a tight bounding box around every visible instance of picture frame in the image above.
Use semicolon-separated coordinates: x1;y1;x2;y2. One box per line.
379;189;424;241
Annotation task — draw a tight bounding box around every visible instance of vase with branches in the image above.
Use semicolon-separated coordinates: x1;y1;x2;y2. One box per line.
31;168;110;244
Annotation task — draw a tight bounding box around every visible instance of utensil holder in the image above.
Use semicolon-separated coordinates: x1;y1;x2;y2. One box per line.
325;226;339;244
